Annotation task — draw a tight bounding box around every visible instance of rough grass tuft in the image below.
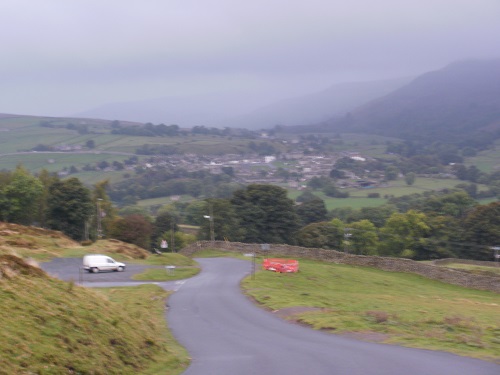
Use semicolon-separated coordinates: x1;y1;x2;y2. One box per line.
366;310;390;323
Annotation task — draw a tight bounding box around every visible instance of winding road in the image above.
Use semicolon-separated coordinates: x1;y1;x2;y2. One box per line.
41;257;499;374
167;258;499;375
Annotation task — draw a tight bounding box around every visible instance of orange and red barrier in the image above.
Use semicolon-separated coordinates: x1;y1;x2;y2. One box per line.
262;258;299;273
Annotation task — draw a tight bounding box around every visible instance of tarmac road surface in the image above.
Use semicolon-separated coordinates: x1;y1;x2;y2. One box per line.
167;258;500;375
40;257;499;374
39;257;183;290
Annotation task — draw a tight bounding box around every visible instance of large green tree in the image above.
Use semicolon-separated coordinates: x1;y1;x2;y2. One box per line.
461;202;500;260
231;184;300;244
421;191;476;218
348;220;379;255
295;198;327;226
0;166;43;225
46;178;94;240
297;221;344;249
108;214;153;250
378;210;431;258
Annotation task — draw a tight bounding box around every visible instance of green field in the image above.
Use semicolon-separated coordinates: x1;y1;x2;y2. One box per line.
241;257;500;361
136;195;195;209
0;114;266;156
0;152;135;173
466;143;500;173
287;176;485;210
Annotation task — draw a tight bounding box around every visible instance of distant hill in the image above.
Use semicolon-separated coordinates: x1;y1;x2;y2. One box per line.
219;77;411;129
76;78;411;129
302;59;500;144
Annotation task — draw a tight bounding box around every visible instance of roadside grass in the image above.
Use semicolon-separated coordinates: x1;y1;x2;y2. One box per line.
132;267;200;281
241;258;500;361
0;256;189;374
191;249;250;259
440;263;500;277
135;253;198;266
131;253;200;281
98;285;190;375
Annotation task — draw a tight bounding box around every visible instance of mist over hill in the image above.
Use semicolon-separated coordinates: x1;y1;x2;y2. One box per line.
218;77;411;129
76;92;262;127
75;77;410;129
300;59;500;144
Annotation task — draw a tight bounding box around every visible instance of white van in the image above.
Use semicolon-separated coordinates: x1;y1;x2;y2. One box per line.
83;255;126;273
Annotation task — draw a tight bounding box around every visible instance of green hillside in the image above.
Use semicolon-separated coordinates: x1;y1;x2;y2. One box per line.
303;59;500;145
0;255;189;374
0;223;191;374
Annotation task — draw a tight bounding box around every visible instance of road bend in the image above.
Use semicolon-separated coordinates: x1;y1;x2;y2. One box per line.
167;257;499;375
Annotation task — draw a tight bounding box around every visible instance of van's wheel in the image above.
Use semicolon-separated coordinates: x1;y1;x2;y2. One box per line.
91;267;99;273
117;266;124;272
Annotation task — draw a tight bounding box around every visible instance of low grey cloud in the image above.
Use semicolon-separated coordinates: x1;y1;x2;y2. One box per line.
1;0;499;117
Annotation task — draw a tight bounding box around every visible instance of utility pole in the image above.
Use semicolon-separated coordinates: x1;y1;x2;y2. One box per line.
209;202;215;243
170;219;176;252
84;219;91;241
96;198;103;239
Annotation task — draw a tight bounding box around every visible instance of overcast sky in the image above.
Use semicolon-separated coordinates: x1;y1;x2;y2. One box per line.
1;0;499;117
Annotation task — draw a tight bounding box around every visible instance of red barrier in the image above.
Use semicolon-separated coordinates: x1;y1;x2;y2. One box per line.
263;258;299;273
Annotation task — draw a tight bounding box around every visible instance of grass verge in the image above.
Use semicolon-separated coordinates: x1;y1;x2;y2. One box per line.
132;267;200;281
98;285;190;374
241;257;500;362
441;263;500;277
0;255;189;374
134;252;197;266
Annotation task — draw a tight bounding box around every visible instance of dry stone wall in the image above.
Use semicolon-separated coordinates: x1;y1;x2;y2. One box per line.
181;241;500;293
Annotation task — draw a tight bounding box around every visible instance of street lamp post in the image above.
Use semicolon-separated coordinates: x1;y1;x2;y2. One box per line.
204;203;215;243
344;227;352;254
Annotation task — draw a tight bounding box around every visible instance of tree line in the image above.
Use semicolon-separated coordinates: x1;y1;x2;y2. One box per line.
0;166;193;250
192;185;499;261
1;167;498;261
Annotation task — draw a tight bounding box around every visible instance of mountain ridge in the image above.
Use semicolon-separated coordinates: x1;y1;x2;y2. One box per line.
294;59;500;143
